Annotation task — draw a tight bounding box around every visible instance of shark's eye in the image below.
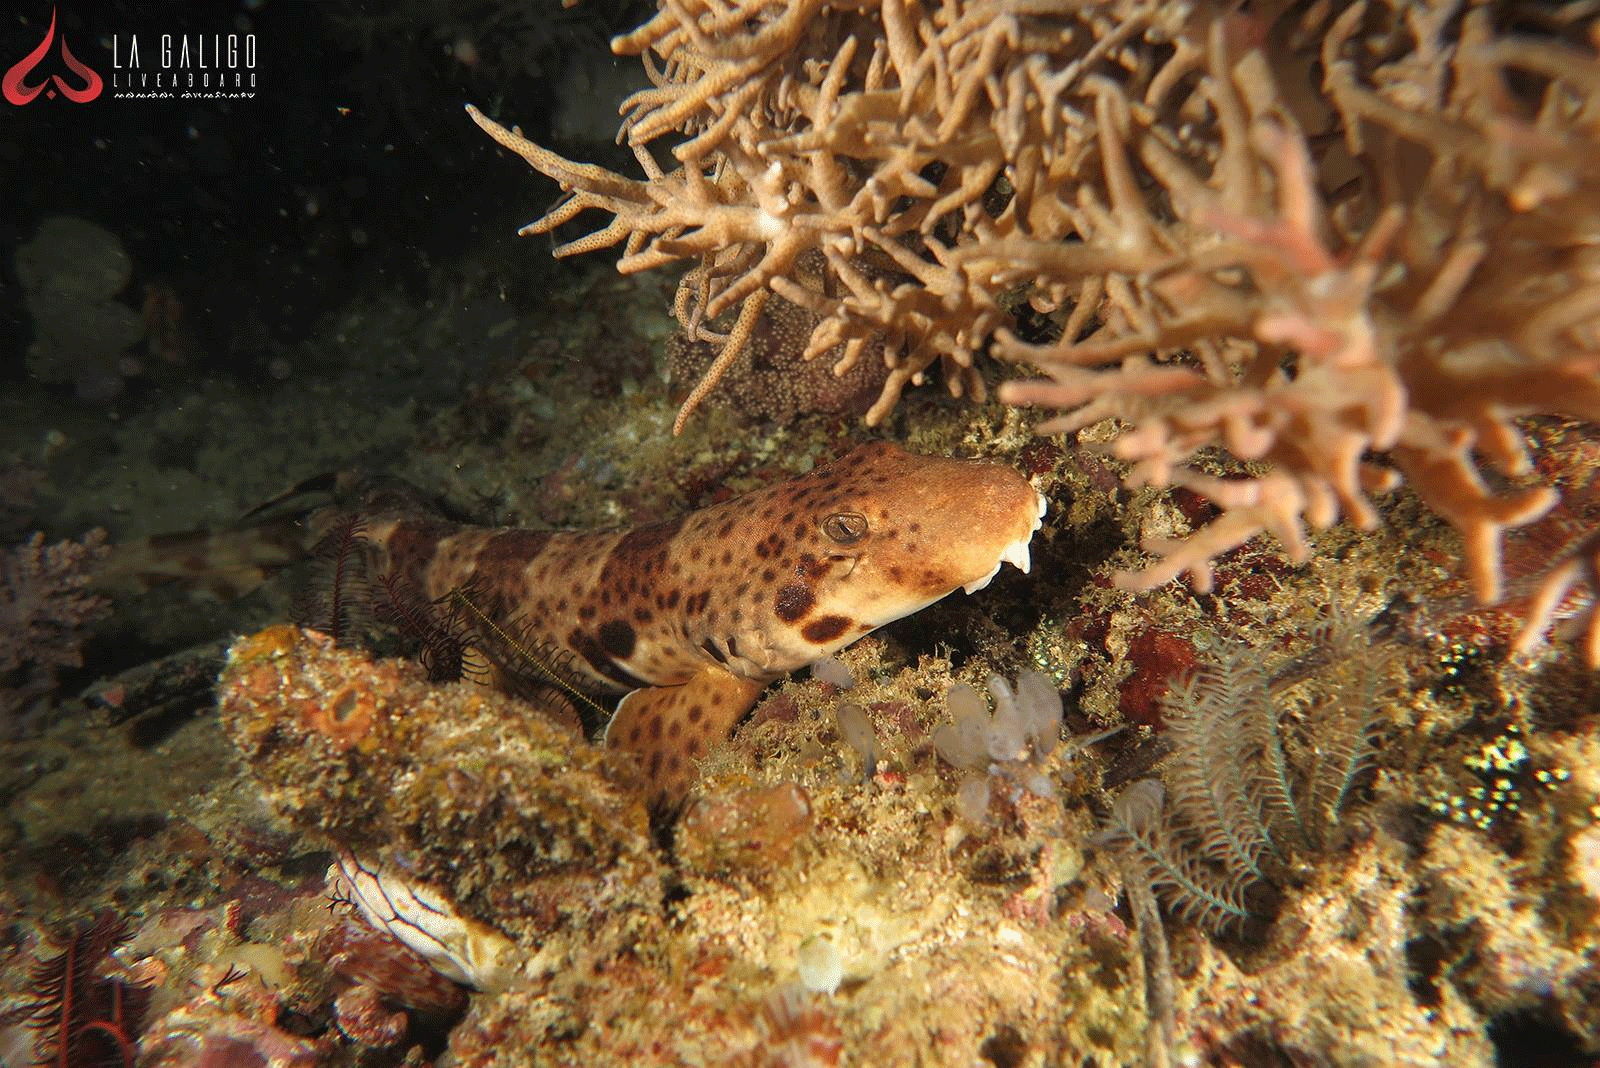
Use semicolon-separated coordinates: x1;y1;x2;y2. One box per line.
821;512;869;545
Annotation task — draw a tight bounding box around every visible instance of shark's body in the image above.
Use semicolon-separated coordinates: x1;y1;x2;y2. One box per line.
363;442;1045;801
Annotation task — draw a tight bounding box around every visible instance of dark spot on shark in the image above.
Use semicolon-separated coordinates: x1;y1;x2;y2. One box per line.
477;529;553;572
568;628;648;689
802;615;852;644
775;582;815;622
599;620;636;659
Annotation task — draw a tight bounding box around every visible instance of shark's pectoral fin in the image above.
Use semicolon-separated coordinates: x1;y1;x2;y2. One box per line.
604;669;766;805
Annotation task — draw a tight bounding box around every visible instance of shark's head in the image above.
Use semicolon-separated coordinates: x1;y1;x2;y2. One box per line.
716;442;1046;672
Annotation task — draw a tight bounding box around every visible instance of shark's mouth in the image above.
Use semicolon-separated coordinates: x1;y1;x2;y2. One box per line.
962;489;1048;594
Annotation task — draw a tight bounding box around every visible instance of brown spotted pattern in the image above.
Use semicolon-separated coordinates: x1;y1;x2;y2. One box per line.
363;443;1043;802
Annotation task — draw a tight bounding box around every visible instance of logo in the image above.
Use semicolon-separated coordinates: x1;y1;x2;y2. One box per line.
3;6;102;105
4;6;258;105
109;30;257;99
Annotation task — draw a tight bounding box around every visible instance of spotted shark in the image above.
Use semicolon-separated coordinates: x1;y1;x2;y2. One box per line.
360;442;1046;802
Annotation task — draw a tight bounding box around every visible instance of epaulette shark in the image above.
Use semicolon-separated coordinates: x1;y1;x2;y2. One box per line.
362;442;1046;803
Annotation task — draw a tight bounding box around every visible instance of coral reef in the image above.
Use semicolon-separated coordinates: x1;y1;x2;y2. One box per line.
1;529;110;734
443;661;1145;1067
218;626;664;951
207;623;1155;1065
1093;617;1401;1065
8;554;1600;1068
468;0;1088;429
10;6;1600;1068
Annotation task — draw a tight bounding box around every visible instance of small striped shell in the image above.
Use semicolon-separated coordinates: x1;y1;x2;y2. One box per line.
329;850;516;992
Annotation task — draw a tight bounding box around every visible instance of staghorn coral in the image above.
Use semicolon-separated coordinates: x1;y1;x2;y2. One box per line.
467;0;1212;430
981;5;1600;636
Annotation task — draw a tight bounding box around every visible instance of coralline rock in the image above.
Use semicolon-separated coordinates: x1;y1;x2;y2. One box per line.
676;781;814;879
1418;821;1597;1048
140;1009;328;1068
1;529;110;729
206;608;1600;1065
1178;831;1497;1067
321;913;472;1015
332;984;408;1048
332;643;1145;1068
1575;824;1600;904
218;626;664;948
665;262;893;425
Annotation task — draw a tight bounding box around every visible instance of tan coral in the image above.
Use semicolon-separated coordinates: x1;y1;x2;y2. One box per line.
984;6;1600;647
467;0;1199;431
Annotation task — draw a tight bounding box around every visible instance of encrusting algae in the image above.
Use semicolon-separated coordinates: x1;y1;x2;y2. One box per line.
219;625;663;955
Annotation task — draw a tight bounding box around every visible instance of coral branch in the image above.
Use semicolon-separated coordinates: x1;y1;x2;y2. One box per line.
985;5;1600;641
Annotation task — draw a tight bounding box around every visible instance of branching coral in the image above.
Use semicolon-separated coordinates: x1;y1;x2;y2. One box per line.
467;0;1205;430
990;5;1600;621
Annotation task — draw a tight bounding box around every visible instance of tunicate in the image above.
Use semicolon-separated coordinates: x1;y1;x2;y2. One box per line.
796;934;844;995
933;683;989;769
811;656;856;689
833;702;880;779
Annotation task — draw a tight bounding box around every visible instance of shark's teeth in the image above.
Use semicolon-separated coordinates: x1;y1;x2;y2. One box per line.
963;561;1003;594
1000;536;1033;574
1003;493;1046;575
969;489;1045;591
